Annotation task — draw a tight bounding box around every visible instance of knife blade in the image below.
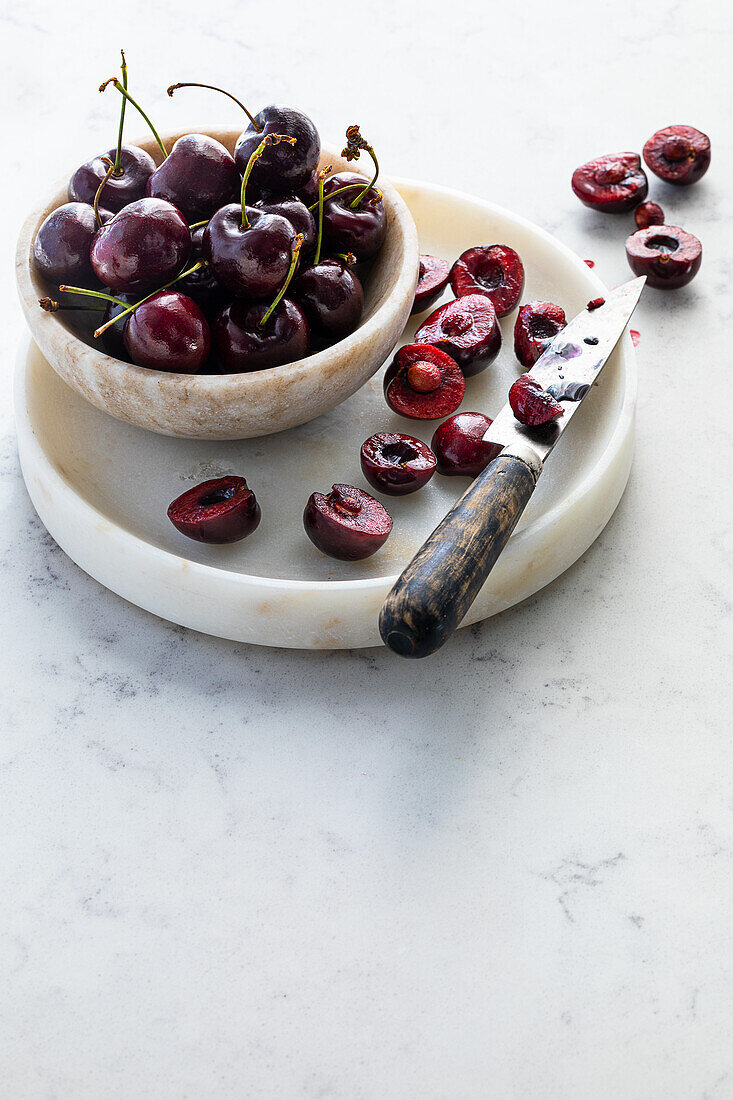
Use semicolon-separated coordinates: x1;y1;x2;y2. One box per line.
379;276;645;659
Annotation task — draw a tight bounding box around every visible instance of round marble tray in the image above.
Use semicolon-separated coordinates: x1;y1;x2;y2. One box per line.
15;178;636;650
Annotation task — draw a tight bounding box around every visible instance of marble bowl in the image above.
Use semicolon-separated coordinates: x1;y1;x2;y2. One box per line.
15;127;419;440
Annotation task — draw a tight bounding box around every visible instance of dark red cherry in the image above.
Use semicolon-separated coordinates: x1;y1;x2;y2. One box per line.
635;201;665;229
90;198;191;293
213;298;309;372
430;412;502;477
414;295;501;377
509;374;564;426
384;344;465;419
572;152;648;213
321;172;386;261
168;476;261;544
99;291;136;361
203;205;296;298
360;432;436;495
146;135;239;222
256;196;316;257
69;145;156;214
235;105;321;193
411;255;450;315
122;290;210;372
292;260;363;339
514;301;567;368
625;225;702;289
33;202;99;284
643;125;711;186
177;226;229;318
450;245;524;317
298;170;320;207
304;484;392;561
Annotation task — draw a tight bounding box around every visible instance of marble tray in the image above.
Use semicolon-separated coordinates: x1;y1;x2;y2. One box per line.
14;178;636;650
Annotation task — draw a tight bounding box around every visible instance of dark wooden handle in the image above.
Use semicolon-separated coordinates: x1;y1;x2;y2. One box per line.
379;452;539;658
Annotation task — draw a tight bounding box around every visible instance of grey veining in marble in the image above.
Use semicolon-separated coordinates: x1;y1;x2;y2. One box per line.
1;0;731;1096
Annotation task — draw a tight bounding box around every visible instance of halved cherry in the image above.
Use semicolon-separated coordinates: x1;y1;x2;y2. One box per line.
509;374;564;426
384;344;465;420
360;432;436;495
414;295;501;376
643;125;711;186
411;255;451;315
303;484;392;561
625;225;702;289
514;301;567;368
449;245;524;316
167;476;261;543
572;152;648;213
430;412;502;478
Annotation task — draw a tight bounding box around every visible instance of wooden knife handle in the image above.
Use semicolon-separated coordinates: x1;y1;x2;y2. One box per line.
379;450;541;658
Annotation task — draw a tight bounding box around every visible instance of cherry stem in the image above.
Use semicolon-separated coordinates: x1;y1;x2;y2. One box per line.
113;49;128;175
93;157;115;227
92;261;205;338
240;133;296;230
100;77;168;160
39;297;106;313
59;285;128;308
313;165;331;266
341;124;380;208
167;82;262;132
188;219;209;231
307;183;381;212
332;252;357;265
259;235;303;328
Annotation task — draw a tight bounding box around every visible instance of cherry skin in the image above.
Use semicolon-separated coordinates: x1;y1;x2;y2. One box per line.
643;125;711;186
68;145;156;214
177;225;229;319
411;255;450;315
90;198;191;293
384;344;465;419
430;412;503;477
572;152;648;213
635;201;665;230
303;484;392;561
360;433;436;496
213;298;309;372
292;260;364;339
509;375;564;426
414;295;502;377
203;205;296;298
450;245;524;317
298;170;320;208
147;135;239;222
33;202;99;284
100;291;136;361
625;225;702;289
256;196;316;257
122;290;210;372
321;172;386;261
235;105;321;194
514;301;567;368
168;476;261;544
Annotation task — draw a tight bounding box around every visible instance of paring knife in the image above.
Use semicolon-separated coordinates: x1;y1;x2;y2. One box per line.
379;276;645;659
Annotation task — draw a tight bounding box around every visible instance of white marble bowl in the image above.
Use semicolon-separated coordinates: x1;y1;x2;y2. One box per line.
15;128;419;440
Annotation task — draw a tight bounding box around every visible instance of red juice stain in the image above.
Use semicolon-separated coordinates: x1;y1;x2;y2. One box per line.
584;259;595;268
630;329;641;347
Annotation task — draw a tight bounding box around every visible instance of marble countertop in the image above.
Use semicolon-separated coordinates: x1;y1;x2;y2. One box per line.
2;1;731;1096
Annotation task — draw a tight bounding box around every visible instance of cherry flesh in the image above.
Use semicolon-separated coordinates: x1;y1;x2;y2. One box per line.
203;205;296;298
635;201;665;230
514;301;567;368
643;125;711;186
90;198;191;293
414;294;501;377
213;298;309;372
147;135;239;222
384;344;465;420
33;202;99;284
168;476;260;544
123;290;210;372
68;145;156;214
572;152;648;213
321;172;386;261
430;412;502;477
257;196;316;257
509;374;564;426
411;255;450;315
235;105;321;194
450;245;524;317
625;225;702;289
303;484;392;561
292;260;363;339
360;432;436;495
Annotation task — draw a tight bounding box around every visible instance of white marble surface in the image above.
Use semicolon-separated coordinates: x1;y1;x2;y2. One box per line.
1;1;731;1096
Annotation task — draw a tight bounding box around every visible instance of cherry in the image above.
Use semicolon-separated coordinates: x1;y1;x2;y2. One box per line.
303;484;392;561
298;170;320;207
123;290;210;372
90;197;191;293
414;294;501;377
33;202;99;284
168;476;260;544
256;196;316;257
411;255;450;315
360;432;436;495
509;374;564;426
430;412;502;477
147;134;239;222
383;344;465;420
572;152;648;213
643;125;711;186
292;259;363;339
635;201;665;229
450;245;524;316
625;225;702;289
320;172;386;261
177;225;229;318
514;301;567;368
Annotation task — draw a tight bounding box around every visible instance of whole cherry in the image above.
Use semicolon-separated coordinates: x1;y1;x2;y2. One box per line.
147;134;239;222
509;375;564;426
123;290;211;372
625;225;702;289
414;295;501;376
321;171;386;261
450;245;524;317
360;433;436;495
411;255;451;315
90;197;191;293
304;484;392;561
635;201;665;230
256;195;317;257
168;476;261;543
69;146;156;215
430;412;503;477
514;301;567;368
572;152;648;213
33;202;99;284
292;259;363;340
177;225;229;318
384;344;465;419
643;125;711;186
